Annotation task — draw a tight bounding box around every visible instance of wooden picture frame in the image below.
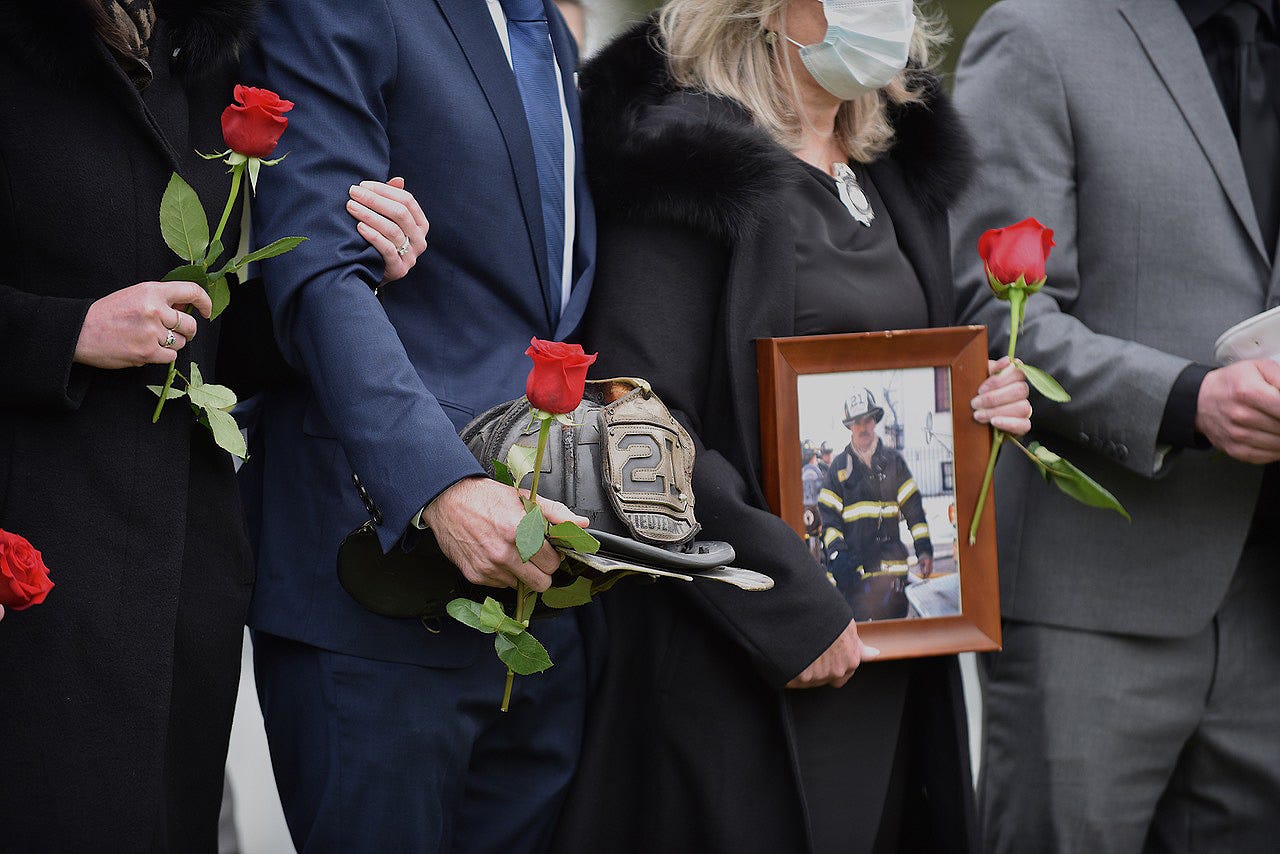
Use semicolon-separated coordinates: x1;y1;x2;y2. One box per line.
757;327;1000;660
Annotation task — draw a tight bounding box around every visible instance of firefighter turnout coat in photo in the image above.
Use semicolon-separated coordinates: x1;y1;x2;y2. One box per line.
820;441;932;576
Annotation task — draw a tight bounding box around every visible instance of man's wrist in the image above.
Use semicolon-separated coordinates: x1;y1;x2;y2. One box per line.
1158;363;1214;449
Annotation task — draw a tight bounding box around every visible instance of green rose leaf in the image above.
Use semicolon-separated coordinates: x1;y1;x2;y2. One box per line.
547;522;600;555
159;173;210;263
205;238;225;267
479;596;512;632
147;385;186;401
1016;360;1071;403
1028;442;1129;519
207;276;231;320
515;505;547;563
506;443;538;489
495;630;554;675
447;598;497;634
187;381;237;412
229;237;307;272
492;459;517;487
162;264;209;289
201;405;247;460
495;614;529;636
188;362;205;388
541;576;594;609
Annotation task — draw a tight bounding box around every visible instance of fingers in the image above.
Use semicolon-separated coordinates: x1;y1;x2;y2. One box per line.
535;494;590;528
160;331;190;352
525;541;562;588
974;360;1033;434
357;179;429;232
169;309;198;341
356;220;408;281
971;379;1030;412
347;198;409;253
161;280;213;319
1197;362;1280;462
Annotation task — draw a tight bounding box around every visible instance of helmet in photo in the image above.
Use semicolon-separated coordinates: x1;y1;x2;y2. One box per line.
819;441;833;455
842;387;885;426
801;439;818;464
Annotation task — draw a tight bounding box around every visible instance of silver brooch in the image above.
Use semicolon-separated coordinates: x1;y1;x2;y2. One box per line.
833;162;874;227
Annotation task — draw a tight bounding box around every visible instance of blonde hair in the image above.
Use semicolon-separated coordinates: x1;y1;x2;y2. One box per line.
657;0;948;163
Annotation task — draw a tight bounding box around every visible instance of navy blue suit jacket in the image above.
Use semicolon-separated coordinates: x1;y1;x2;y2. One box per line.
240;0;596;666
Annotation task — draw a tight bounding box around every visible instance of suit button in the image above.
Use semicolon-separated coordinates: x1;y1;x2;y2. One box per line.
1078;432;1090;444
1118;443;1129;459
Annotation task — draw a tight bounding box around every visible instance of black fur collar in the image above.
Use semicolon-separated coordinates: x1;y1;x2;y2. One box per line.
1;0;259;82
581;21;974;244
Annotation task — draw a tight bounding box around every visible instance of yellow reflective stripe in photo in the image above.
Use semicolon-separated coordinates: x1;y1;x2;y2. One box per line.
897;478;918;504
818;488;843;511
823;527;843;547
842;501;881;522
910;523;929;541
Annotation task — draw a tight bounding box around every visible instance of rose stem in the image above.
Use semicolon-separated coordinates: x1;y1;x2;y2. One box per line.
969;287;1026;545
152;162;246;423
501;413;554;713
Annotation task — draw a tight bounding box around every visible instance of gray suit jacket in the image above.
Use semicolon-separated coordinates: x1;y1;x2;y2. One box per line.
951;0;1280;638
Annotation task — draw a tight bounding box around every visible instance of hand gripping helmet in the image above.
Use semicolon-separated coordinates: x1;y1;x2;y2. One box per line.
337;379;771;620
841;387;885;427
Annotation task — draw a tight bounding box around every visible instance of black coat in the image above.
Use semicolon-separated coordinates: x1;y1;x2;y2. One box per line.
0;2;258;850
556;24;977;854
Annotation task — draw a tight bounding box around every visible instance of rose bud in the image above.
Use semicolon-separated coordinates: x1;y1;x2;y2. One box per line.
221;85;295;159
978;217;1056;298
0;529;53;611
525;338;598;415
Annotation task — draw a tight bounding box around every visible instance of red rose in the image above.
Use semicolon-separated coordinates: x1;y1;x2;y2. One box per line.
220;85;294;159
0;529;53;611
525;338;598;414
978;217;1056;296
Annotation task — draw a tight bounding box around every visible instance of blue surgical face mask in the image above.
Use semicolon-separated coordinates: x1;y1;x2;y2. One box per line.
783;0;916;101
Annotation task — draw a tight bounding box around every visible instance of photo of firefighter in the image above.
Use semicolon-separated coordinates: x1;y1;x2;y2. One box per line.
798;367;961;622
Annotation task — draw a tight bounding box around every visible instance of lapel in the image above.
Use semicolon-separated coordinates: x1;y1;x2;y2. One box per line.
1119;0;1270;264
91;33;182;173
870;157;952;327
435;0;554;331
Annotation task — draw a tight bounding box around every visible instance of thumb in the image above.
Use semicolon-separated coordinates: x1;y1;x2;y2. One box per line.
388;176;406;189
1254;357;1280;389
534;494;589;528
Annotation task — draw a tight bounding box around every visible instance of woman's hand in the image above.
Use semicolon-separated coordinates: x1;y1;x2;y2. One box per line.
786;619;880;690
74;281;213;369
972;356;1032;437
346;177;430;285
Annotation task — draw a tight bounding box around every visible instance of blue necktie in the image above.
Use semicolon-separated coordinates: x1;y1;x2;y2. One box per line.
500;0;566;326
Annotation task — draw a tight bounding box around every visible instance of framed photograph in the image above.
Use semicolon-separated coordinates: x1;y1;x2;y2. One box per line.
757;327;1000;660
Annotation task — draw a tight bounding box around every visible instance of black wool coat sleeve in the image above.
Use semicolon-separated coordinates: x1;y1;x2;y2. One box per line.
583;217;855;687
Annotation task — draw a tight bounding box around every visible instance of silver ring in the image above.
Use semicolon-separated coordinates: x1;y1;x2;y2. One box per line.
161;330;176;348
397;237;410;257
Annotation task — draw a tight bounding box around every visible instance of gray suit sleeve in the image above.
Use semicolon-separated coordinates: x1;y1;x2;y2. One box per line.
950;2;1191;478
